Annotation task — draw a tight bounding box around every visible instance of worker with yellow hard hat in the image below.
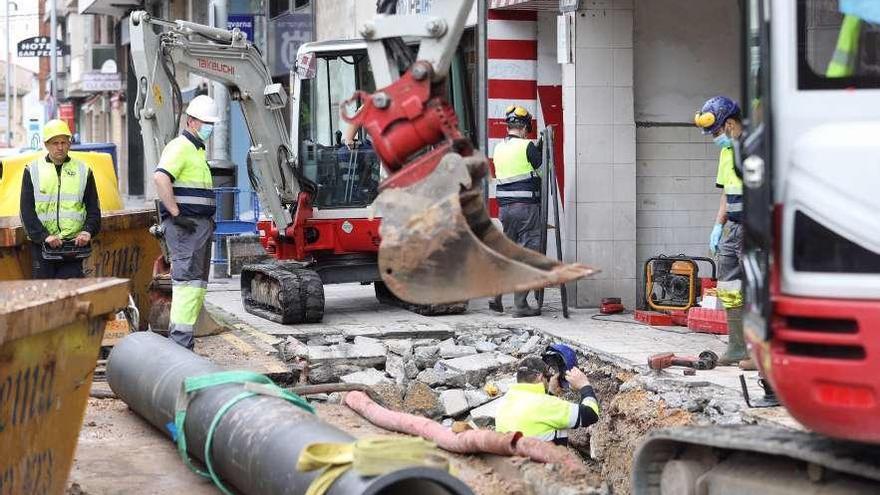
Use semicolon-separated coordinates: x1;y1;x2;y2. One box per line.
19;118;101;278
490;105;543;317
154;95;220;350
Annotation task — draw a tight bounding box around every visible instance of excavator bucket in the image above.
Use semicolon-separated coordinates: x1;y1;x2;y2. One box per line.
374;151;596;305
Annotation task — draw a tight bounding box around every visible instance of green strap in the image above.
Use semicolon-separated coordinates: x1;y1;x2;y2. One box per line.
174;370;315;495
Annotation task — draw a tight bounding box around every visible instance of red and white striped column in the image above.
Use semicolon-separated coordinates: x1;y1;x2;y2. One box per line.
486;9;538;217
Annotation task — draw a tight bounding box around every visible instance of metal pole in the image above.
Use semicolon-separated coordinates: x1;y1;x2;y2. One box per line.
5;1;10;145
209;0;230;165
49;0;57;117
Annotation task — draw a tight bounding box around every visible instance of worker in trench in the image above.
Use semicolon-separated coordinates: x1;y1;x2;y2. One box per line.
19;119;101;278
695;96;755;370
489;106;544;317
153;95;220;350
495;355;600;445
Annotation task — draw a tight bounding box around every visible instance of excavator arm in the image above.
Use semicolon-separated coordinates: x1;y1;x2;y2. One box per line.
129;12;300;230
344;0;595;304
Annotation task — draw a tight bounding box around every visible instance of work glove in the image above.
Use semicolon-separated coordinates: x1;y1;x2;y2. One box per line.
172;215;197;234
709;223;723;255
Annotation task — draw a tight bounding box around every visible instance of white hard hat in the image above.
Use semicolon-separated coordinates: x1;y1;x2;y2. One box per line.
185;95;220;123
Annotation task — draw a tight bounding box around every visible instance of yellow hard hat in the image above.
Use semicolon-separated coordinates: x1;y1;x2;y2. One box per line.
43;119;72;142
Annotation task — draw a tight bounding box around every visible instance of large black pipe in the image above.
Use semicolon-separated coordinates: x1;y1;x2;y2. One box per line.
107;332;472;495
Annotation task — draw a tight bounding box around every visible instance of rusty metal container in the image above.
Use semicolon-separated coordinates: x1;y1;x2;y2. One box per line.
0;210;161;330
0;278;129;495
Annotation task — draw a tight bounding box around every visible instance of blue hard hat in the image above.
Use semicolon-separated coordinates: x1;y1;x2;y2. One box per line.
694;96;741;135
542;344;578;387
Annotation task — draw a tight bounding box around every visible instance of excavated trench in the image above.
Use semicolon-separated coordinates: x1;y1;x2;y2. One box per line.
275;322;747;495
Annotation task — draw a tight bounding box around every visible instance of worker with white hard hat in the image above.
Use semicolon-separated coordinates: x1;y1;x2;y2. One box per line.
154;94;220;350
19;118;101;278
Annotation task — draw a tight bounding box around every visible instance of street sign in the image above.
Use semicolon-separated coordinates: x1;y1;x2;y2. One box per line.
270;12;312;77
17;36;70;57
559;0;582;13
82;71;122;92
227;15;255;42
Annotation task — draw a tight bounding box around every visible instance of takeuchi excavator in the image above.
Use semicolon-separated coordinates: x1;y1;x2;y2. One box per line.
130;1;593;324
633;1;880;493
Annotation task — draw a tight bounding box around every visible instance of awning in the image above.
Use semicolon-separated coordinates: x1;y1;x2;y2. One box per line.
489;0;560;11
79;0;141;17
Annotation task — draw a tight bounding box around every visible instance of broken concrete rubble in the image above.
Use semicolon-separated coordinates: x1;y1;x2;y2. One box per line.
340;368;392;387
470;397;502;428
403;382;443;419
439;389;469;417
464;389;491;409
308;363;364;384
416;368;445;387
385;354;407;385
474;341;498;353
516;335;543;356
307;342;386;367
413;345;440;369
436;352;517;386
384;339;414;358
439;337;477;358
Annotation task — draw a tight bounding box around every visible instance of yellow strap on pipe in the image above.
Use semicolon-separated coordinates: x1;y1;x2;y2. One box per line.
297;436;450;495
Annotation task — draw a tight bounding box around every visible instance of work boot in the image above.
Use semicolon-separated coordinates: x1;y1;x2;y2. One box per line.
513;291;541;318
488;295;504;313
719;306;748;365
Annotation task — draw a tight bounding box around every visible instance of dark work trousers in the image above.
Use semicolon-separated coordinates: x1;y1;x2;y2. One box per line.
718;221;743;282
30;242;85;279
499;202;542;309
163;216;214;350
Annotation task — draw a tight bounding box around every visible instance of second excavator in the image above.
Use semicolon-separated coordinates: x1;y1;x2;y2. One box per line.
130;0;593;324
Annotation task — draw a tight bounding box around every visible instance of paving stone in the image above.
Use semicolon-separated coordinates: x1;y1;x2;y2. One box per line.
439;389;470;417
385;339;414;358
436;352;518;386
414;345;440;369
439;340;477;359
404;382;443;419
308;364;365;384
306;334;345;346
307;342;386;367
474;341;498;353
465;389;491;409
517;335;543;356
340;368;392;387
343;322;455;341
353;336;383;346
469;397;502;427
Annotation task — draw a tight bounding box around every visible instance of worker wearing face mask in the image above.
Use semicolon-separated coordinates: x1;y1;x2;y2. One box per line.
153;95;219;350
695;96;751;368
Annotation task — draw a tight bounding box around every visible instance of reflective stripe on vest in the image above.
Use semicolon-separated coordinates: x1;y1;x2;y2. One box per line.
160;135;215;216
496;190;539;198
493;138;534;180
496;170;538;185
826;14;862;78
28;158;88;238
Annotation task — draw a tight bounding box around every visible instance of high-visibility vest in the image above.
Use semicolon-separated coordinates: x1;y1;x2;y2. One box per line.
157;134;215;217
493;137;535;182
27;158;88;239
826;14;862;78
716;147;743;222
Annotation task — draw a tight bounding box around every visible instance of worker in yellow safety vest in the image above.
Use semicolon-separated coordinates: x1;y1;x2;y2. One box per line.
154;95;219;350
490;105;543;317
19;119;101;278
695;96;752;369
495;356;600;445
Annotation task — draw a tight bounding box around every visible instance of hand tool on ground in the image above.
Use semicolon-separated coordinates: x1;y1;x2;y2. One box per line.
647;350;719;371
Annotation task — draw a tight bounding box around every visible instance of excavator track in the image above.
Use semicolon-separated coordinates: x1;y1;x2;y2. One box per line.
633;425;880;494
374;281;468;316
240;263;324;324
